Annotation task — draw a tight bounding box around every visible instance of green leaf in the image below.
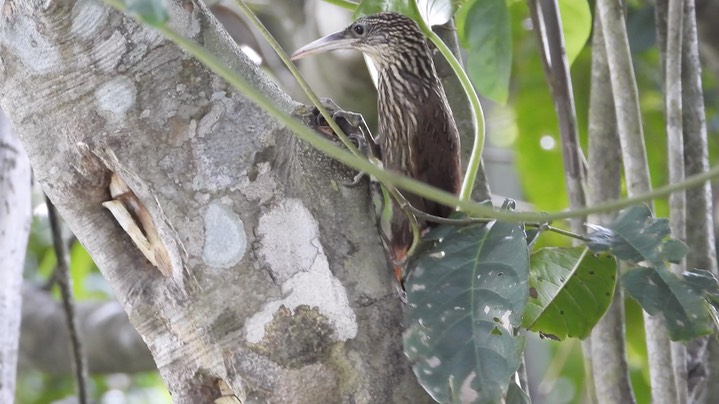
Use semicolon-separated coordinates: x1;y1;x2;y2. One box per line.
404;220;529;403
354;0;419;20
586;204;688;265
523;247;617;340
456;0;512;104
354;0;455;26
622;265;715;340
126;0;168;26
70;242;99;300
682;269;719;322
557;0;591;66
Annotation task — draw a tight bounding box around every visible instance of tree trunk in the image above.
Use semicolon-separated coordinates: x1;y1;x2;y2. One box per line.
0;111;31;403
0;0;429;401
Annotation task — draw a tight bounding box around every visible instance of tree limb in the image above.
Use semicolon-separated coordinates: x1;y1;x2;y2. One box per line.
0;110;32;403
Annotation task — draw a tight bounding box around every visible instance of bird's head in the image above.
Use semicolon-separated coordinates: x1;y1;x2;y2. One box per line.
291;12;427;67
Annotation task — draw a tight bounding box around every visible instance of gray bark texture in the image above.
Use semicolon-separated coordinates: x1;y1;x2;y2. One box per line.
0;0;430;402
587;9;636;404
0;111;31;404
597;0;676;403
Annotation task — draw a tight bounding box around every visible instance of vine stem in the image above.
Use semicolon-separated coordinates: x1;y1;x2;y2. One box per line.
235;0;361;158
108;1;719;224
419;24;486;202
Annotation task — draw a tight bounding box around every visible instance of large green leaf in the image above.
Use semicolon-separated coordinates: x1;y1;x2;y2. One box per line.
557;0;591;66
587;205;713;340
404;220;529;403
523;247;617;340
623;265;715;340
456;0;512;104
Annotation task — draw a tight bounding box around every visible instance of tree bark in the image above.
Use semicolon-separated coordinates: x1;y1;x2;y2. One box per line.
0;0;428;402
596;0;677;402
587;9;636;404
0;111;32;404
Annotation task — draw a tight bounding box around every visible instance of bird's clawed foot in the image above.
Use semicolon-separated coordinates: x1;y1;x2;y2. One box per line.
311;98;380;160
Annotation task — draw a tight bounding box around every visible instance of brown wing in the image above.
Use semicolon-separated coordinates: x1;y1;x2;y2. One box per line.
410;85;462;219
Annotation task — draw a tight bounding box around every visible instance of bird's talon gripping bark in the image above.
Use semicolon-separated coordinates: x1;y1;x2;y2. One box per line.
340;171;367;187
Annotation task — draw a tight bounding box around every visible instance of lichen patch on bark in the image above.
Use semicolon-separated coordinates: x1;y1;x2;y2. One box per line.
201;201;247;268
246;198;358;344
95;76;136;124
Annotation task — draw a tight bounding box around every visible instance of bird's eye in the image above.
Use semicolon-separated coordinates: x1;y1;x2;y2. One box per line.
352;24;365;36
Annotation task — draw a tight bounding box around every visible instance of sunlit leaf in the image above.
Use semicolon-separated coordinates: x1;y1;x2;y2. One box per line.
456;0;512;104
404;220;529;403
523;247;617;340
557;0;591;66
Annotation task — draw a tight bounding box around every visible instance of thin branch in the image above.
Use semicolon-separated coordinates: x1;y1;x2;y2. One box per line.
587;5;636;403
527;2;592;397
662;0;688;402
596;0;676;402
46;196;88;404
679;0;719;401
528;0;586;224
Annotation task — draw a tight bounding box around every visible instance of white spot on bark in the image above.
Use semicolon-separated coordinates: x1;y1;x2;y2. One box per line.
1;15;60;73
201;202;246;268
95;77;136;123
246;199;357;343
71;0;109;39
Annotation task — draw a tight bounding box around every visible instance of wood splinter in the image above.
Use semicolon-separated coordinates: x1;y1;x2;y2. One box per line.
102;173;173;277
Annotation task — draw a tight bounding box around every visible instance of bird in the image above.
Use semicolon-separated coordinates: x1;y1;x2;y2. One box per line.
291;12;462;281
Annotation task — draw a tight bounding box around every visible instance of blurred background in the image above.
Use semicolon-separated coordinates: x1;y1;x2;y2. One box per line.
14;0;719;402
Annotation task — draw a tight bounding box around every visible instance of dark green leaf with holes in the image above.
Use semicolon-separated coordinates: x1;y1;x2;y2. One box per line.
523;247;617;340
404;220;529;403
586;204;688;265
622;265;714;340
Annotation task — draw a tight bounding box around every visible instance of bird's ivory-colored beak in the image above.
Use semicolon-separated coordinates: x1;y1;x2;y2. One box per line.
290;30;355;60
